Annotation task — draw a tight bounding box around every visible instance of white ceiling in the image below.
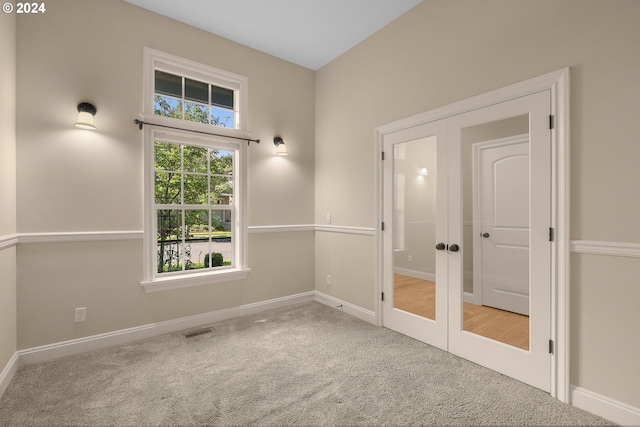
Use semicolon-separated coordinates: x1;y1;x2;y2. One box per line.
124;0;423;70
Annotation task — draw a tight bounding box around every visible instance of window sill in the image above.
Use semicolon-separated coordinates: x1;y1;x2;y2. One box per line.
141;268;251;293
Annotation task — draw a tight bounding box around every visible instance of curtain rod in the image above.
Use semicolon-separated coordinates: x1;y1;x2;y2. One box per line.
133;119;260;145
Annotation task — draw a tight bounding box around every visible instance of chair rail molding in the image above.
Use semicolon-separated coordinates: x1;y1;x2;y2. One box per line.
571;240;640;258
9;224;375;246
248;224;315;233
314;225;376;236
18;231;143;244
0;234;19;250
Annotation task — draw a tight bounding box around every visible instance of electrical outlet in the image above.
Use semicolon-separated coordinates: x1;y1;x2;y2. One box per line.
408;255;413;263
326;212;332;224
326;274;332;285
74;307;86;323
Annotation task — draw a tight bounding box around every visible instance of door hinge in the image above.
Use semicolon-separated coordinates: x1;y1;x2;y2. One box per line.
381;292;385;302
549;115;554;130
549;339;554;354
549;227;555;242
381;151;385;161
381;222;385;231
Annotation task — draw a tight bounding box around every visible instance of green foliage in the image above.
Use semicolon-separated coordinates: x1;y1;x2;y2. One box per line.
204;252;224;268
152;125;234;274
155;96;182;119
154;95;231;127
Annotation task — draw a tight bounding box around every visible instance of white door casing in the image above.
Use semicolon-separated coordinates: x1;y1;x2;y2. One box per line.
375;68;570;400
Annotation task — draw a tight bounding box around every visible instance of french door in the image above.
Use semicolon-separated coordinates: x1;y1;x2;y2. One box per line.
382;119;449;351
382;91;552;392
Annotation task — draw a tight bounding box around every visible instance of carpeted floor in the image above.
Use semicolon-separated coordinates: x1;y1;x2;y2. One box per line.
0;302;614;426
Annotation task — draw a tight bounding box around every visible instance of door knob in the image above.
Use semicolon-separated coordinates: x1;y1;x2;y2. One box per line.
482;232;490;238
435;243;446;251
449;244;460;252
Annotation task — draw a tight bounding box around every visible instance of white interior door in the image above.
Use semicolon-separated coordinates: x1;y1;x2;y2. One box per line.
448;91;551;392
382;119;448;351
382;90;552;393
475;135;530;315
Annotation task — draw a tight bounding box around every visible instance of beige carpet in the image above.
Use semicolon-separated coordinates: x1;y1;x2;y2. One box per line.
0;302;613;426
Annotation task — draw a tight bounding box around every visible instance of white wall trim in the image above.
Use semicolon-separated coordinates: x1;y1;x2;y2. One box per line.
141;268;251;293
14;291;375;368
11;224;373;246
248;224;315;233
571;240;640;258
376;69;570;135
19;231;143;244
0;234;18;250
19;233;640;253
315;225;376;236
314;291;376;324
571;386;640;426
5;289;637;427
17;291;315;366
0;352;18;399
393;267;435;282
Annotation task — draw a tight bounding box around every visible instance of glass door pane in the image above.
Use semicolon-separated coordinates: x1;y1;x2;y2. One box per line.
382;118;448;351
461;114;530;350
393;137;437;320
447;90;552;392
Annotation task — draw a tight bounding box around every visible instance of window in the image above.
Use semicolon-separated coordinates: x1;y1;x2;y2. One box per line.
155;139;234;274
141;49;249;292
154;70;237;129
143;48;248;133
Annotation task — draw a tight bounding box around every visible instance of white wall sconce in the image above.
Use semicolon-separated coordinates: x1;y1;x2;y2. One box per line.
419;167;429;176
273;136;288;156
74;102;97;130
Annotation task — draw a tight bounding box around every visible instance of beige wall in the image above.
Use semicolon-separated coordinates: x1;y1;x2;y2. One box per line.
0;11;17;374
315;232;374;310
315;0;640;408
15;1;315;348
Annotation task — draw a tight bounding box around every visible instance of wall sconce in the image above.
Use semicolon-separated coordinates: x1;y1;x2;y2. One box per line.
74;102;97;130
419;167;429;176
273;136;288;156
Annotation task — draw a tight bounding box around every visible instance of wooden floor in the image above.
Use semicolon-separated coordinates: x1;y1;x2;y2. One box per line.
393;274;529;350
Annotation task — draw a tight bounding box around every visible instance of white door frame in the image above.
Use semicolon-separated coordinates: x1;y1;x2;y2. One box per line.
472;133;530;309
374;68;570;402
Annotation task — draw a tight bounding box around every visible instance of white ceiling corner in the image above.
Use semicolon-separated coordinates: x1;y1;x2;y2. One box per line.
124;0;424;70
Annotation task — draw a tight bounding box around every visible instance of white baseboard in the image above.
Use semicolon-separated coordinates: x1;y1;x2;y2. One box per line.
571;385;640;426
15;291;374;368
0;352;18;399
314;291;376;324
393;267;435;282
463;291;475;304
18;291;315;366
5;293;640;427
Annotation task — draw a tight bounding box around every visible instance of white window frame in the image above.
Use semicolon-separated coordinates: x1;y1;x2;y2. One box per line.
141;49;250;292
142;48;249;136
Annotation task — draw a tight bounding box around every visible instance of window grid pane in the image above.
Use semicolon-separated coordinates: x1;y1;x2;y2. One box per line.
155;70;181;97
154;71;238;130
185;78;208;103
154;141;235;275
157;209;183;273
